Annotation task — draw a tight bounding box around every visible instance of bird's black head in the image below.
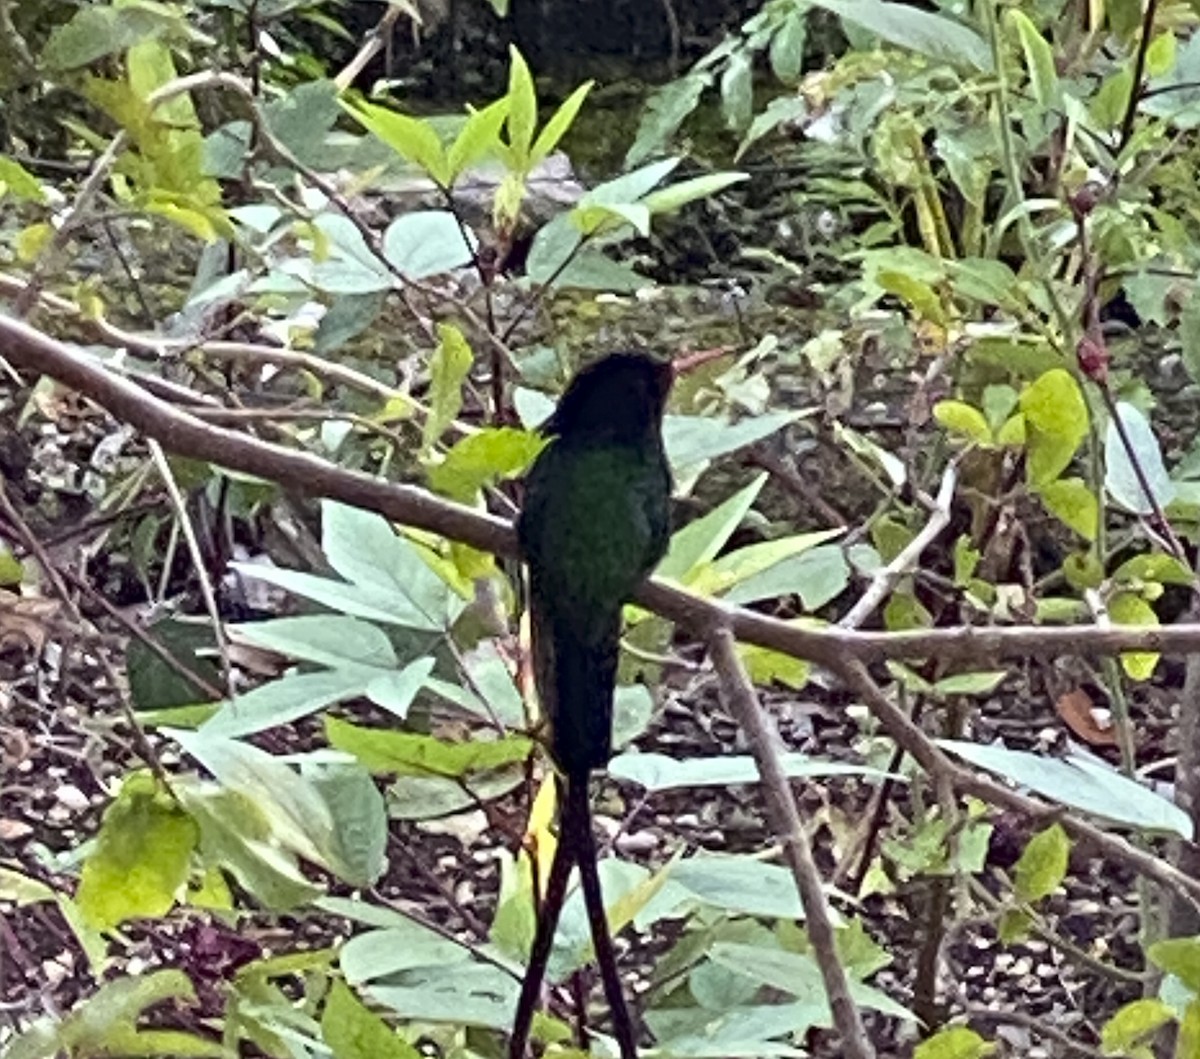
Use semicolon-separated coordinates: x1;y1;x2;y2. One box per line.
544;351;673;443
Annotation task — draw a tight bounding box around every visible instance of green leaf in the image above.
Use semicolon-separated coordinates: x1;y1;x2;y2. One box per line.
323;980;420;1059
423;323;474;450
948;258;1021;311
723;546;850;610
1149;937;1200;992
626;73;711;167
341;100;449;185
938;741;1191;837
173;732;385;888
710;942;915;1020
641;172;750;215
262;80;341;169
672;855;830;922
314;292;387;355
657;475;766;581
934;400;992;444
1145;31;1177;78
741;642;812;688
308;766;388;888
1013;824;1069;903
330;499;460;623
1091;68;1134;129
665;410;807;492
383;211;476;279
0;156;45;202
587;157;680;205
178;787;321;909
1106;401;1175;514
77;773;198;930
705;530;843;591
877;270;945;324
505;45;538;161
531;81;593;165
738;95;809;160
231;615;397;670
608;752;894;792
326;715;532;777
1020;369;1088;487
428;427;545;502
369;966;520;1030
43;4;186;70
1100;998;1175;1056
953;536;981;585
885;593;933;630
1005;10;1060;107
0;867;55;905
930;671;1008;697
200;669;374;739
46;971;215;1059
1109;591;1160;680
1178;297;1200;384
447;97;509;179
721;51;755;131
1114;553;1195;587
812;0;992;71
339;920;473;984
524;214;647;291
914;1026;992;1059
573;200;652;237
769;8;808;83
1039;477;1099;540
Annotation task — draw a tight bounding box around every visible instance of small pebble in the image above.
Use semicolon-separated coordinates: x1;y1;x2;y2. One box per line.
55;785;90;812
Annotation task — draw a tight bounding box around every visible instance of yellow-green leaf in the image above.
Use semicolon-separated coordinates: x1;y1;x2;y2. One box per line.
421;324;473;450
427;427;545;503
77;772;198;930
1020;369;1087;486
1039;477;1098;540
739;641;810;689
1013;824;1069;903
15;222;53;263
322;980;420;1059
914;1025;992;1059
0;156;45;202
505;45;538;161
531;81;593;165
1100;998;1174;1057
1145;31;1176;78
341;100;449;185
447;97;509;179
934;400;992;444
325;716;531;777
1109;591;1159;680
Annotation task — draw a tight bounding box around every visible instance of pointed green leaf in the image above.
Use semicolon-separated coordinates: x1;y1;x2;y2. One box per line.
447;97;509;179
505;46;538;161
531;81;593;165
341;100;449;185
657;475;766;581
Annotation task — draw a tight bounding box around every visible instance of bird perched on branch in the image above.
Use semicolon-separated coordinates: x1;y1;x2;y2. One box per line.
511;351;674;1059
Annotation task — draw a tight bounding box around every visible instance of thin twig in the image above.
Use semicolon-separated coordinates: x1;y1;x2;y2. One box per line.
840;465;956;629
147;440;233;694
708;628;874;1059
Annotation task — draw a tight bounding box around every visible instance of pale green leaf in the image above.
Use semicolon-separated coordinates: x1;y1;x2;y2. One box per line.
531;81;593;165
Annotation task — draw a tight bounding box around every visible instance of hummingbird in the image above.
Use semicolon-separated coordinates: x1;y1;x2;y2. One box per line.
511;351;674;1059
